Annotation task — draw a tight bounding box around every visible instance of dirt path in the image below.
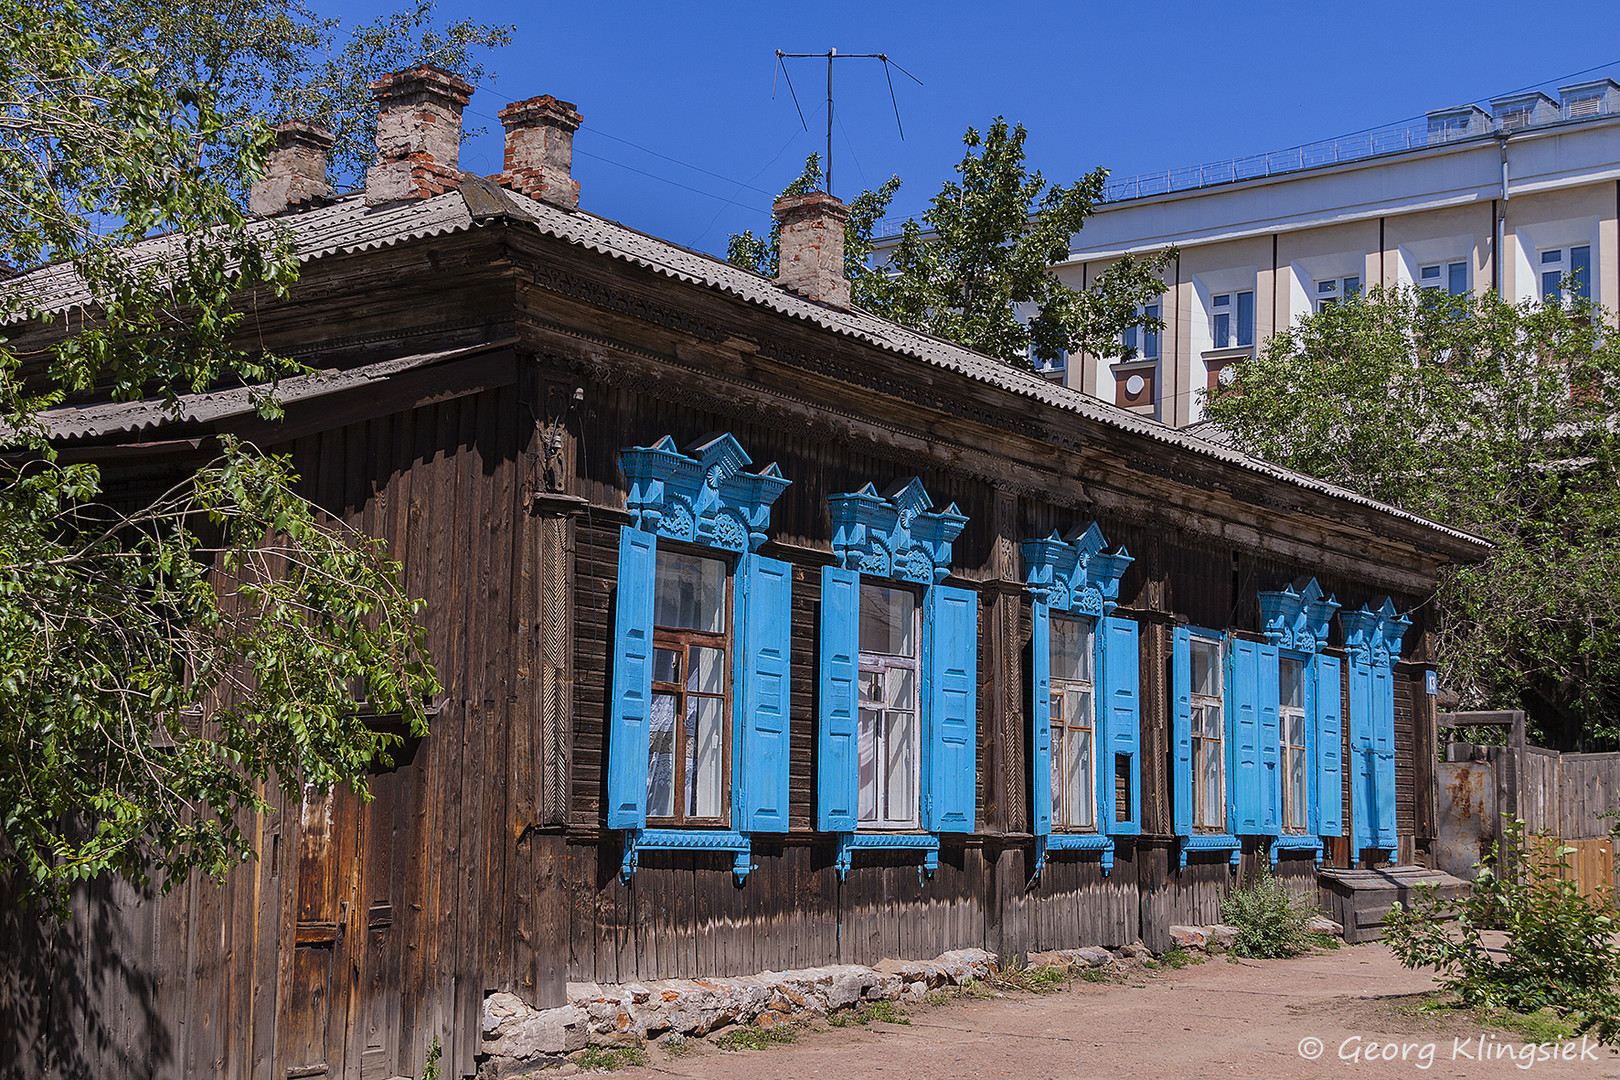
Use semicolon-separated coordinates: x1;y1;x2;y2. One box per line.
609;944;1620;1080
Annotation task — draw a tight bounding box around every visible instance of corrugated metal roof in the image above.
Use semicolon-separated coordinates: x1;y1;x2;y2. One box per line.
9;183;1488;551
42;341;511;441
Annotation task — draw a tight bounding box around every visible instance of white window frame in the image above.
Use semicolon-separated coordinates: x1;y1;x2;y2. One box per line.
1314;276;1361;312
1211;290;1255;349
1049;614;1098;832
1279;655;1309;834
1190;635;1225;831
1419;261;1469;297
1538;245;1592;306
1120;300;1162;362
857;582;922;831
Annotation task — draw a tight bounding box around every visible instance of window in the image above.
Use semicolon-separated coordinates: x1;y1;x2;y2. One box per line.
1211;291;1254;348
1032;347;1067;381
857;584;921;829
647;550;730;825
1315;276;1361;311
1121;301;1161;361
1540;246;1591;304
1279;657;1308;832
1190;637;1224;830
1049;615;1097;831
1419;261;1469;297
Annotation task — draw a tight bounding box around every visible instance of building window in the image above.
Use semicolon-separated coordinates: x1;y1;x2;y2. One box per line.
1121;301;1161;361
1279;656;1308;832
858;583;921;829
1540;246;1591;304
647;549;731;825
1419;261;1469;296
1211;291;1254;348
1032;347;1068;381
1049;614;1097;831
1315;276;1361;311
1190;636;1224;830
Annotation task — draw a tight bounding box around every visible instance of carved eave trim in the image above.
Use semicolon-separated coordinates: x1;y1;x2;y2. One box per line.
1020;521;1133;616
1258;577;1340;654
1340;597;1410;668
827;477;967;585
619;432;789;553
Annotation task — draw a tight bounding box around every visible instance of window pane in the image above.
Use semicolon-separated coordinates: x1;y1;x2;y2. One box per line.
1420;264;1441;281
1289;713;1306;747
1345;276;1361;298
688;645;725;695
1050;726;1064;823
1317;280;1336;294
647;693;678;818
1213;294;1230;308
858;707;879;821
1288;747;1307;828
654;551;726;632
1542;249;1562;265
1280;658;1304;710
1201;703;1222;739
1572;246;1592;300
1067;722;1094;829
1448;262;1468;296
1191;640;1220;698
652;647;680;685
1121;324;1137;354
885;709;916;822
1143;324;1160;361
1197;741;1222;826
888;665;915;712
1051;615;1094;683
687;696;725;818
1236;291;1255;347
1544;270;1563;301
1213;311;1230;348
860;585;916;657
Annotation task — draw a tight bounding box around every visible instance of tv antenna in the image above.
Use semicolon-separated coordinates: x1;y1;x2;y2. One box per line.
774;49;922;197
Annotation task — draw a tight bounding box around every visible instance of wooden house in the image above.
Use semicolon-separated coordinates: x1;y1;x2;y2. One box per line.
1;68;1488;1080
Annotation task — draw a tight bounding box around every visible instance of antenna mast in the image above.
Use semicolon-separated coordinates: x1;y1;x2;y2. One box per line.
775;49;922;196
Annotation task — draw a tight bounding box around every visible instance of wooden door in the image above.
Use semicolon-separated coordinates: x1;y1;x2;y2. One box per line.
279;783;364;1079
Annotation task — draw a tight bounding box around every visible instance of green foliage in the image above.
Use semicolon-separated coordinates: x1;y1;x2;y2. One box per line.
1220;868;1314;958
87;0;511;192
421;1036;441;1080
714;1023;798;1050
1305;931;1342;951
575;1044;647;1071
728;124;1174;368
860;1000;911;1024
1;0;440;916
1204;286;1620;745
1385;819;1620;1042
1159;946;1201;968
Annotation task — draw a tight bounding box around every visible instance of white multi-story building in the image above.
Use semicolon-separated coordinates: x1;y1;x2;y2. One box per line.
1020;76;1620;426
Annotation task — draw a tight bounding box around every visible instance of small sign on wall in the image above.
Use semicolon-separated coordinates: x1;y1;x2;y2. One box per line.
1425;670;1438;696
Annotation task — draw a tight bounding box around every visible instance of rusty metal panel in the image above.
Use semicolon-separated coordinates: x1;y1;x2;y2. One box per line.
1435;759;1495;880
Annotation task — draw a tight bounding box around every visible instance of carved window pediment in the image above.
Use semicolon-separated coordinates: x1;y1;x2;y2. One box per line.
1020;522;1133;615
619;433;789;553
1258;578;1340;654
1340;597;1410;669
826;477;966;585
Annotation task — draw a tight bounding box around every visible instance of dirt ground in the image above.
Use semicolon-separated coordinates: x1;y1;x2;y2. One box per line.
607;943;1620;1080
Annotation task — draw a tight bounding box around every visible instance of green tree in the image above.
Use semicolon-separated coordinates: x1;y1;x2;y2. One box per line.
1203;285;1620;747
1;0;439;916
731;121;1175;369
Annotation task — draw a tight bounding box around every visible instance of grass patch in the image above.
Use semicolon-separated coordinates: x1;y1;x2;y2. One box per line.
862;1000;912;1025
660;1033;691;1058
1306;931;1342;951
576;1045;648;1071
957;976;996;999
991;956;1073;994
1159;946;1202;969
1078;966;1115;983
1411;996;1579;1044
923;988;951;1006
714;1023;798;1051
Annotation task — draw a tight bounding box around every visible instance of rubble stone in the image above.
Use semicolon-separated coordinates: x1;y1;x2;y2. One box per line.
1307;915;1344;937
1168;925;1209;950
1205;924;1238;950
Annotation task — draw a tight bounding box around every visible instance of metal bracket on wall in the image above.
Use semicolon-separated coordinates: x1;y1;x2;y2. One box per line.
1033;833;1116;878
833;832;940;882
1179;833;1242;872
619;829;755;885
1268;835;1324;868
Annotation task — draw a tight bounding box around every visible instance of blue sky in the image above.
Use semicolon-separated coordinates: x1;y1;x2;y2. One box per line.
326;0;1620;258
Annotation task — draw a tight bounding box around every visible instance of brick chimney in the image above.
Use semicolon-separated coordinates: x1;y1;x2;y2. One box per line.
496;95;582;210
773;192;850;309
249;120;334;217
364;65;474;206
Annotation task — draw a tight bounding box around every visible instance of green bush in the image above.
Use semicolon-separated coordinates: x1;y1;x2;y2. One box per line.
1220;868;1314;958
1385;818;1620;1042
576;1045;648;1071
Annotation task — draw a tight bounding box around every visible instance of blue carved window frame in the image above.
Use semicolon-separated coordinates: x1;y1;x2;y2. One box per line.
608;434;791;884
1022;524;1137;879
1257;580;1342;868
1172;626;1242;870
816;479;976;881
1341;598;1409;863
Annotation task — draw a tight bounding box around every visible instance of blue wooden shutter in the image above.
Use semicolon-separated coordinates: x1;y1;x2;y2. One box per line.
1372;665;1397;846
1314;654;1343;837
608;526;656;829
1172;627;1193;837
1347;658;1373;854
924;584;978;833
1030;600;1052;838
817;566;860;832
1102;616;1141;836
1228;638;1261;834
739;554;792;833
1257;643;1281;836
